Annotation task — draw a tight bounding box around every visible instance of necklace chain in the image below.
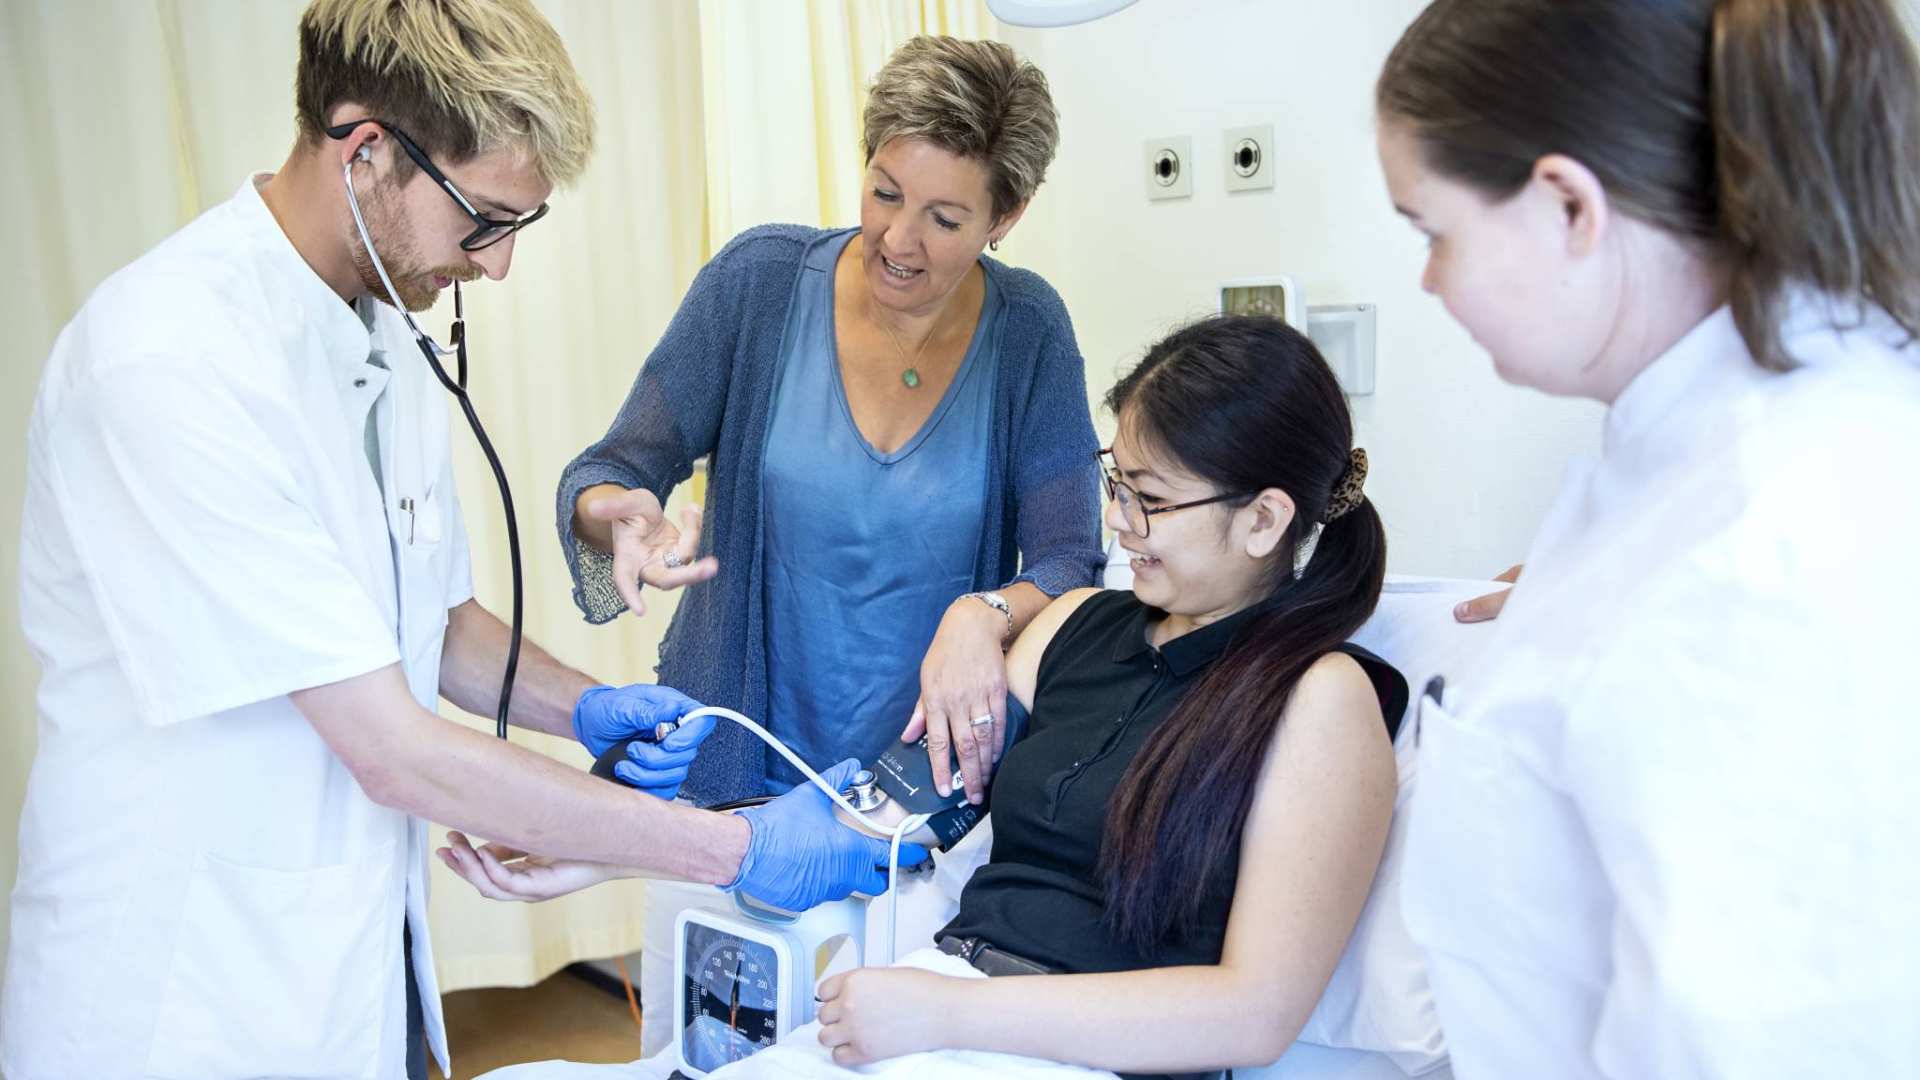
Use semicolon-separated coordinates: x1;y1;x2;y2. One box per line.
871;295;952;390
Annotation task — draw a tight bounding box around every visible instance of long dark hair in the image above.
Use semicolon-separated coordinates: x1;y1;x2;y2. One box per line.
1376;0;1920;372
1098;315;1387;952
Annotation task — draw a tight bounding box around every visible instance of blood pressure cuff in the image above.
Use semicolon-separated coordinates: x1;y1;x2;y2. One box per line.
921;803;984;850
921;695;1031;850
870;694;1029;849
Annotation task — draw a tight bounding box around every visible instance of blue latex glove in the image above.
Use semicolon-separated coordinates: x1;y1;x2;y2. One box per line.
573;683;702;758
725;759;930;912
612;711;718;799
573;685;709;799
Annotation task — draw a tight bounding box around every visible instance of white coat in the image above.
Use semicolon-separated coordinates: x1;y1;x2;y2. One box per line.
1402;300;1920;1078
3;175;471;1078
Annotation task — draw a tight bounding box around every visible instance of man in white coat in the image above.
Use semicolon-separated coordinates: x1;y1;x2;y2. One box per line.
0;2;912;1077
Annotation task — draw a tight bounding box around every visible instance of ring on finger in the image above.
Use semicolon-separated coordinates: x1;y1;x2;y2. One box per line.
968;713;994;729
661;551;687;570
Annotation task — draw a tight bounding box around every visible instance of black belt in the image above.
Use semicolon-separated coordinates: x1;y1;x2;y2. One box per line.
936;934;1057;977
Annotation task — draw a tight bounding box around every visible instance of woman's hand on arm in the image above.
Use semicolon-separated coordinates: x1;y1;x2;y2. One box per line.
901;308;1101;801
902;582;1054;804
573;484;718;617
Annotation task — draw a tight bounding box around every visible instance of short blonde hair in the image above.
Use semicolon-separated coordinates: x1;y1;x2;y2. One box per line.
295;0;595;187
863;36;1059;220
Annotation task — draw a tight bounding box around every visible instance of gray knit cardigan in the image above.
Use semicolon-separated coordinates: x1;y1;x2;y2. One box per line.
556;224;1103;805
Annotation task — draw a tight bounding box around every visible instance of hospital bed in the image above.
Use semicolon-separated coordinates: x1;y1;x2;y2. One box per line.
481;550;1498;1079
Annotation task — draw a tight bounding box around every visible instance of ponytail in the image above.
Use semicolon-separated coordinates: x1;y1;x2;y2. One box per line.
1378;0;1920;372
1099;499;1387;952
1711;0;1920;369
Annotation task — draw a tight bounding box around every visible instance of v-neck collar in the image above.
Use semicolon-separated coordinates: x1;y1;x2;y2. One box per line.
814;229;998;464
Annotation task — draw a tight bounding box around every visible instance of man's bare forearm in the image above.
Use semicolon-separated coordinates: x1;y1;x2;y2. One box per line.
389;708;745;884
297;664;747;884
440;598;592;740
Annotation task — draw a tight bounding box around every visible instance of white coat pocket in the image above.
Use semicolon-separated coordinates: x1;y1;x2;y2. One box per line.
388;487;445;551
1403;690;1609;988
144;842;399;1079
410;485;444;548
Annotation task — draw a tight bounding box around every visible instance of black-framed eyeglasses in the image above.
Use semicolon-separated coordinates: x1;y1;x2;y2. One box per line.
1097;448;1253;539
326;118;549;251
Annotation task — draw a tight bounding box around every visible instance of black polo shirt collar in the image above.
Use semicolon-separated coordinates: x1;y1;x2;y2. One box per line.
1109;598;1271;677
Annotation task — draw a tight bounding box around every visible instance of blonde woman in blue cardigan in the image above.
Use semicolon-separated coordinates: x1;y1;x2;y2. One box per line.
557;36;1102;809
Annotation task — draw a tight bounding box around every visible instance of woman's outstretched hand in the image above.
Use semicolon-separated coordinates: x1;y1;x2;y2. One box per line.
580;486;718;616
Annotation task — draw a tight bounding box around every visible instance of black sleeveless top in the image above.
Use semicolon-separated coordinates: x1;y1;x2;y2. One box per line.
939;589;1407;976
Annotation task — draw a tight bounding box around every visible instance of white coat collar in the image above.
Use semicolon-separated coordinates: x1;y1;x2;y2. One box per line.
1603;289;1908;478
1603;305;1747;462
232;172;377;369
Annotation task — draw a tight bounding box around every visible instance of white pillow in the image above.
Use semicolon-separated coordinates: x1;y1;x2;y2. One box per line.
1288;576;1501;1076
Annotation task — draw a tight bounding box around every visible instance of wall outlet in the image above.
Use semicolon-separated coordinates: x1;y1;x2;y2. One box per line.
1144;135;1192;201
1223;124;1274;193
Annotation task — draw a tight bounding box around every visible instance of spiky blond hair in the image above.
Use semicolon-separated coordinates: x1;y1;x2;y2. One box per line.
295;0;595;186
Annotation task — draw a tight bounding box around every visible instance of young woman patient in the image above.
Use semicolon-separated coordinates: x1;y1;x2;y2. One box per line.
447;314;1406;1080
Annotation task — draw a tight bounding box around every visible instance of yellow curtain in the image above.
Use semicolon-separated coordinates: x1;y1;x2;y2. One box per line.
1;0;992;991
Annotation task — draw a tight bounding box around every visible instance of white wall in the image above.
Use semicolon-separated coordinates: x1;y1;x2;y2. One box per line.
1000;0;1604;578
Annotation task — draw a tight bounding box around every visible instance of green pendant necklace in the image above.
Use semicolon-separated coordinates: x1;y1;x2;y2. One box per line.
874;298;949;390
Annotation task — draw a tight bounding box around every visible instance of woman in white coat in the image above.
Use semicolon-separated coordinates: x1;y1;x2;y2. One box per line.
1373;0;1920;1076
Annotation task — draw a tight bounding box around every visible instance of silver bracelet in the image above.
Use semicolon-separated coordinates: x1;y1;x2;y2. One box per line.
960;590;1014;642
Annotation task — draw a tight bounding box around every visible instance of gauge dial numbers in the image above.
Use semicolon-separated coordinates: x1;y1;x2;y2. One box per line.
680;920;783;1075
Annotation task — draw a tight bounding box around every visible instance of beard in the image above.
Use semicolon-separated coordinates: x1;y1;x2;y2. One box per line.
347;185;472;312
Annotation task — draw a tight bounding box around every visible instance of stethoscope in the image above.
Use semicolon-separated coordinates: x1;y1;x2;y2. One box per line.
343;153;523;740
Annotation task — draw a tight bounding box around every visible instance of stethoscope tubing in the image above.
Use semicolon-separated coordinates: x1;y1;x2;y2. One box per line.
344;159;524;739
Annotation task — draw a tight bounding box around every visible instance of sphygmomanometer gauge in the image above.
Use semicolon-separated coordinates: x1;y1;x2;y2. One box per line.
680;920;782;1074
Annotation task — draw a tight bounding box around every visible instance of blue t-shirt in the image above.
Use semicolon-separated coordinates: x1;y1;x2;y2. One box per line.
759;229;1004;791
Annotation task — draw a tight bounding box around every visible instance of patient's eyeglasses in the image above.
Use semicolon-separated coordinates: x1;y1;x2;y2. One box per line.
1097;448;1253;539
326;118;550;251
